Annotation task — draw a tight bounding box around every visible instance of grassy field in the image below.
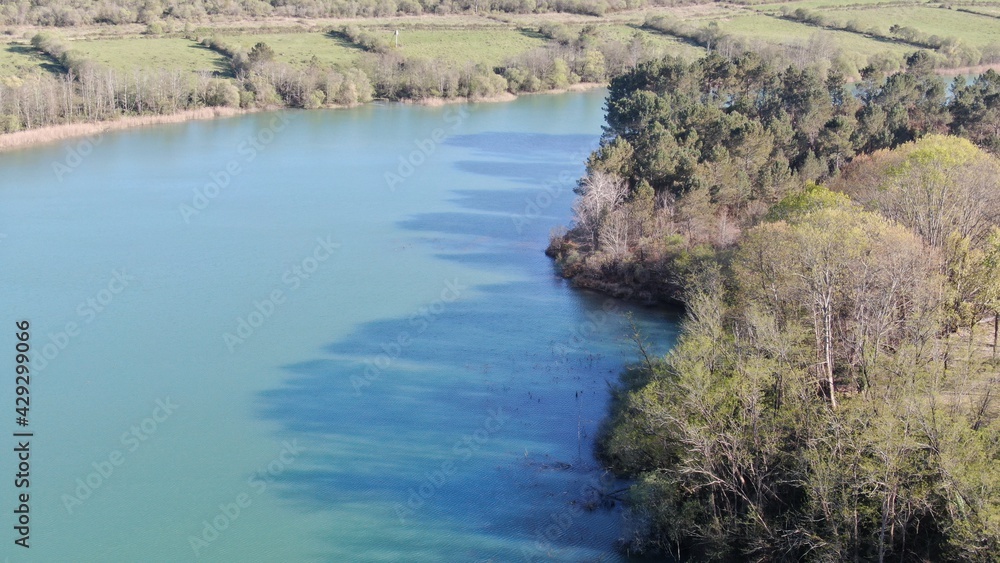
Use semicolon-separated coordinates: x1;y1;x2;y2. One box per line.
820;5;1000;45
593;23;706;58
0;40;58;77
756;0;927;10
368;27;546;65
958;6;1000;17
5;0;997;86
67;37;229;74
718;13;913;56
219;31;362;69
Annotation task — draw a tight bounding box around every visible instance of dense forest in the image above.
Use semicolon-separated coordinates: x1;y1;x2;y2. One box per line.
548;52;1000;302
547;53;1000;560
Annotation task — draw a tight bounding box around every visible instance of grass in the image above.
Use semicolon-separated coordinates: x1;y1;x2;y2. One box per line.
958;6;1000;17
597;23;706;58
0;41;58;77
820;5;1000;45
219;32;362;69
368;27;546;65
4;1;996;82
67;37;229;74
756;0;928;10
221;25;547;69
716;13;914;57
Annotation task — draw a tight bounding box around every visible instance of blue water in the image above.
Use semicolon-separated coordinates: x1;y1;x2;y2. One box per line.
0;90;677;561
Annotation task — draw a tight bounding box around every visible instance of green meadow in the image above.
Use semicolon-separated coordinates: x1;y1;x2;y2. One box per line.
373;27;546;65
219;32;362;69
7;1;999;92
717;13;913;57
67;37;229;74
820;5;1000;45
0;41;58;77
595;23;706;58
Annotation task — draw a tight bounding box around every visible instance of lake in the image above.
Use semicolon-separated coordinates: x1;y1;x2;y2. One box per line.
0;89;678;562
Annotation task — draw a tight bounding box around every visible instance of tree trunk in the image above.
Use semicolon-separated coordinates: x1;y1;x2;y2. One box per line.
823;293;837;409
993;311;998;360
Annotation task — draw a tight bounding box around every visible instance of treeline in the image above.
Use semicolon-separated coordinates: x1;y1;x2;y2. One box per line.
547;53;1000;302
778;7;999;66
645;11;999;71
3;32;234;128
336;25;392;53
0;0;708;26
547;51;1000;560
643;15;730;52
0;32;377;133
358;27;659;100
957;6;1000;19
644;14;881;75
0;26;664;133
503;26;654;88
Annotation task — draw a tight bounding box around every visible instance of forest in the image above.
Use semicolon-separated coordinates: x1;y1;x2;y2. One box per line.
546;53;1000;560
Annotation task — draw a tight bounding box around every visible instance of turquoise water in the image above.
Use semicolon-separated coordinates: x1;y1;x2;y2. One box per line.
0;91;677;562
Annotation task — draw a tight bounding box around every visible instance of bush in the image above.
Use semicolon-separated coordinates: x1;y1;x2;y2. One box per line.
203;79;241;107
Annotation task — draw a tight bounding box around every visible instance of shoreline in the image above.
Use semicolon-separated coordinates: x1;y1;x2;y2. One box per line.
4;63;989;153
0;106;263;154
0;83;609;154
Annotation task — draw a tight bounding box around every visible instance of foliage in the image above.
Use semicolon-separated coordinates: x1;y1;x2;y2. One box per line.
0;0;710;26
599;182;1000;561
552;51;1000;560
548;51;1000;303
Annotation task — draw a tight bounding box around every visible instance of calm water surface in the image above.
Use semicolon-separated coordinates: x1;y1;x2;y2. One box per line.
0;90;677;562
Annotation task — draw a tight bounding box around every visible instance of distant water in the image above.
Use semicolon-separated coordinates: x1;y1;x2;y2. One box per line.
0;90;677;562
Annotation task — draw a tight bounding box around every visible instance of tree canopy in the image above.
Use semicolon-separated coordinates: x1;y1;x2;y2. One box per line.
551;52;1000;561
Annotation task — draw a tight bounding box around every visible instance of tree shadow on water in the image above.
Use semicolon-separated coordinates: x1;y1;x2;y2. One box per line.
253;130;660;560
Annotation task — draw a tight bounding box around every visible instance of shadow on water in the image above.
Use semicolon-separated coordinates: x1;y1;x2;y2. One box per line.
256;130;678;560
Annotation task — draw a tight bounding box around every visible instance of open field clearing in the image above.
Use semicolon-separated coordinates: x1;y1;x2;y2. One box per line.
368;27;546;65
219;31;362;68
958;6;1000;18
756;0;928;10
67;37;229;74
0;40;56;76
718;13;914;57
596;23;706;58
820;5;1000;45
493;3;739;27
